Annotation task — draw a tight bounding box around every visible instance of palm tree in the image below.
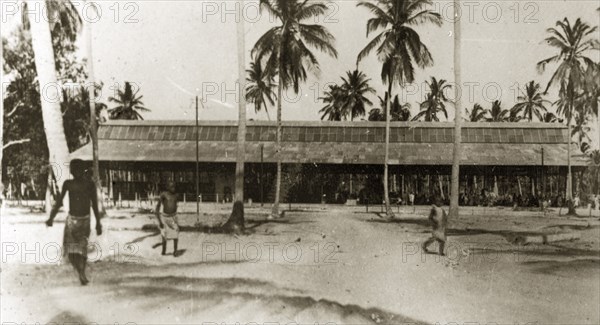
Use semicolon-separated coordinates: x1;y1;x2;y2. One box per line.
368;93;411;121
466;103;487;122
390;95;412;121
319;84;345;121
357;0;442;217
486;101;509;122
320;70;375;121
537;17;599;214
589;149;600;195
231;0;247;232
252;0;338;218
83;3;107;217
412;77;451;121
449;0;462;220
542;111;562;123
511;81;550;121
246;57;276;121
572;112;591;150
23;0;82;189
583;62;599;148
108;82;150;120
339;70;375;121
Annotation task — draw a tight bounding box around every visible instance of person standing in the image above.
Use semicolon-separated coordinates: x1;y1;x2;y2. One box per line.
155;180;181;256
46;159;103;285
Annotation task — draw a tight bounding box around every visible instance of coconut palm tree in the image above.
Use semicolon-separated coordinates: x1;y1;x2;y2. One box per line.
542;111;562;123
252;0;338;218
486;101;509;122
339;70;375;121
589;149;600;195
466;103;487;122
357;0;442;217
23;0;82;189
449;0;462;220
583;62;599;148
390;95;412;121
320;70;375;121
82;3;108;217
412;77;451;122
246;57;276;121
319;84;345;121
511;81;550;121
368;92;411;121
108;82;149;120
572;112;591;150
537;17;599;214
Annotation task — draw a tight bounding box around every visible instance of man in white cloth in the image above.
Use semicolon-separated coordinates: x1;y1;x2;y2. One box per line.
155;180;181;256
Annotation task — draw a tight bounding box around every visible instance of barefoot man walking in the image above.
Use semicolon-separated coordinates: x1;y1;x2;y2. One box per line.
155;180;181;256
422;195;447;256
46;159;103;285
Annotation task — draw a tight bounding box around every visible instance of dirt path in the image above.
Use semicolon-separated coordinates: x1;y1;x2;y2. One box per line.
2;207;599;324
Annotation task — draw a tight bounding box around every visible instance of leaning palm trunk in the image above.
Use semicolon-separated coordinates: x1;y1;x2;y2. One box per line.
449;0;462;218
271;45;284;219
263;101;271;121
27;0;70;190
383;82;394;218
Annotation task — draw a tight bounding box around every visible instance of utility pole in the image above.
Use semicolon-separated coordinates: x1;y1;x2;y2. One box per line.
195;96;199;222
260;144;264;206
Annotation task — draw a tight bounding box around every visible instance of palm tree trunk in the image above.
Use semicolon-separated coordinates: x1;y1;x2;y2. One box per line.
449;0;462;218
223;0;247;231
85;14;106;216
567;109;575;215
271;43;284;219
0;89;3;190
234;0;246;206
26;0;71;190
263;101;271;121
383;81;394;218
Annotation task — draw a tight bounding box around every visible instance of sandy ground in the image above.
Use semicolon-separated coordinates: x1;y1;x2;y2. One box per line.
1;203;599;324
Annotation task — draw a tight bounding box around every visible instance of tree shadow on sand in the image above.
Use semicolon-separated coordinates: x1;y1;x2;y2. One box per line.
100;275;425;324
140;218;314;235
365;217;598;251
48;311;89;324
521;259;600;276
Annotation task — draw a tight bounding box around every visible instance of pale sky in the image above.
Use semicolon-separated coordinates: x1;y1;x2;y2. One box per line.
1;0;599;145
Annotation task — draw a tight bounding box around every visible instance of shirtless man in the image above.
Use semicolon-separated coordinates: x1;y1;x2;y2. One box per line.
46;159;103;285
422;195;447;256
155;180;180;256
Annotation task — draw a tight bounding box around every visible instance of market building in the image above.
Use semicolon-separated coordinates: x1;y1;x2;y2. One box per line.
70;120;589;206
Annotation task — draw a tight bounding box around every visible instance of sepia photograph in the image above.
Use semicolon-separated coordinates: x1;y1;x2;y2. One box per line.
1;0;599;324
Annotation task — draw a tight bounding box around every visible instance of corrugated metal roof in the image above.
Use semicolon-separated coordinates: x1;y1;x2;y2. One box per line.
70;120;588;166
96;121;568;144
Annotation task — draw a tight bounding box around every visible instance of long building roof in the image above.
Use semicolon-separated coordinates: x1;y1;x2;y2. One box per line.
70;120;589;166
